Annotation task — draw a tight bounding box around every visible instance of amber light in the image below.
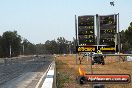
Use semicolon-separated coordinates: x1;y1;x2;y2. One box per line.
79;66;86;76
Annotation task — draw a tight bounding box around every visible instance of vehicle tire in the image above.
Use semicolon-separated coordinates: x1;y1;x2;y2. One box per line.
77;76;87;84
102;61;105;65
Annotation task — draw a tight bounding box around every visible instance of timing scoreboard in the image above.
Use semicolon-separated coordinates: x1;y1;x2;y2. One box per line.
78;16;95;45
76;14;118;53
99;14;117;46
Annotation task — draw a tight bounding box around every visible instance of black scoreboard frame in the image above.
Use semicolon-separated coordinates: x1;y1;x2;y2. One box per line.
98;14;118;46
76;13;120;53
78;15;95;45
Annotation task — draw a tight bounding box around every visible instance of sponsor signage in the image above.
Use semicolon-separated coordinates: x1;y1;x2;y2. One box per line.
76;45;118;52
84;74;131;84
77;46;96;52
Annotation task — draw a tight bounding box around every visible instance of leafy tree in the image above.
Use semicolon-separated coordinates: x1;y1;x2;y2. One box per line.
124;22;132;52
57;37;68;54
43;37;77;54
44;40;51;54
0;36;2;57
50;40;59;54
71;37;76;54
45;40;59;54
0;31;77;56
120;22;132;53
36;43;46;54
120;30;126;52
22;39;36;55
125;22;132;44
1;31;21;57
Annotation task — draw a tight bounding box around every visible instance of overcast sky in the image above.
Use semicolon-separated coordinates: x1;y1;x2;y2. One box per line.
0;0;132;44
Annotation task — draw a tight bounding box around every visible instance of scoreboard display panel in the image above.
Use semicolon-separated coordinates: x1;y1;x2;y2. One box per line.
100;15;117;26
78;26;94;35
78;16;95;45
79;35;95;45
78;16;94;26
100;38;115;45
100;29;116;34
99;15;117;46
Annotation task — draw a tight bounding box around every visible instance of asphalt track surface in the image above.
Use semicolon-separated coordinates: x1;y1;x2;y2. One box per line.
0;55;52;88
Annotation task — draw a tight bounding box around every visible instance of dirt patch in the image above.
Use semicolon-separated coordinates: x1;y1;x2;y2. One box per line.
55;54;132;88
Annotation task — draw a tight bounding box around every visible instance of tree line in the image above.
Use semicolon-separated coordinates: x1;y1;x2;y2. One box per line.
0;22;132;57
120;22;132;53
0;31;76;57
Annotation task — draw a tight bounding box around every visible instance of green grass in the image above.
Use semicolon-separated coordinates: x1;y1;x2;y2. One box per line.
56;60;70;88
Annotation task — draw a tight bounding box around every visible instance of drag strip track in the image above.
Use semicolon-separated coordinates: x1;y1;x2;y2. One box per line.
0;55;52;87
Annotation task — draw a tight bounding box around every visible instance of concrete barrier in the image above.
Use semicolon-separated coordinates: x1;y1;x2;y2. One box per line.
35;61;56;88
41;61;56;88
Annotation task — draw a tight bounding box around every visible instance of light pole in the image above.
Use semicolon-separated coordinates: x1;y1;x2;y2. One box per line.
9;38;13;57
23;44;24;55
110;1;120;53
22;37;25;56
9;44;11;57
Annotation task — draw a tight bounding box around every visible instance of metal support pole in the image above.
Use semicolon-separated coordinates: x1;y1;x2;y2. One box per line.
9;45;11;57
75;15;78;64
96;14;100;46
69;45;71;54
87;52;93;88
117;13;121;62
75;15;78;46
115;33;117;53
23;45;24;55
118;13;120;53
90;52;93;74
